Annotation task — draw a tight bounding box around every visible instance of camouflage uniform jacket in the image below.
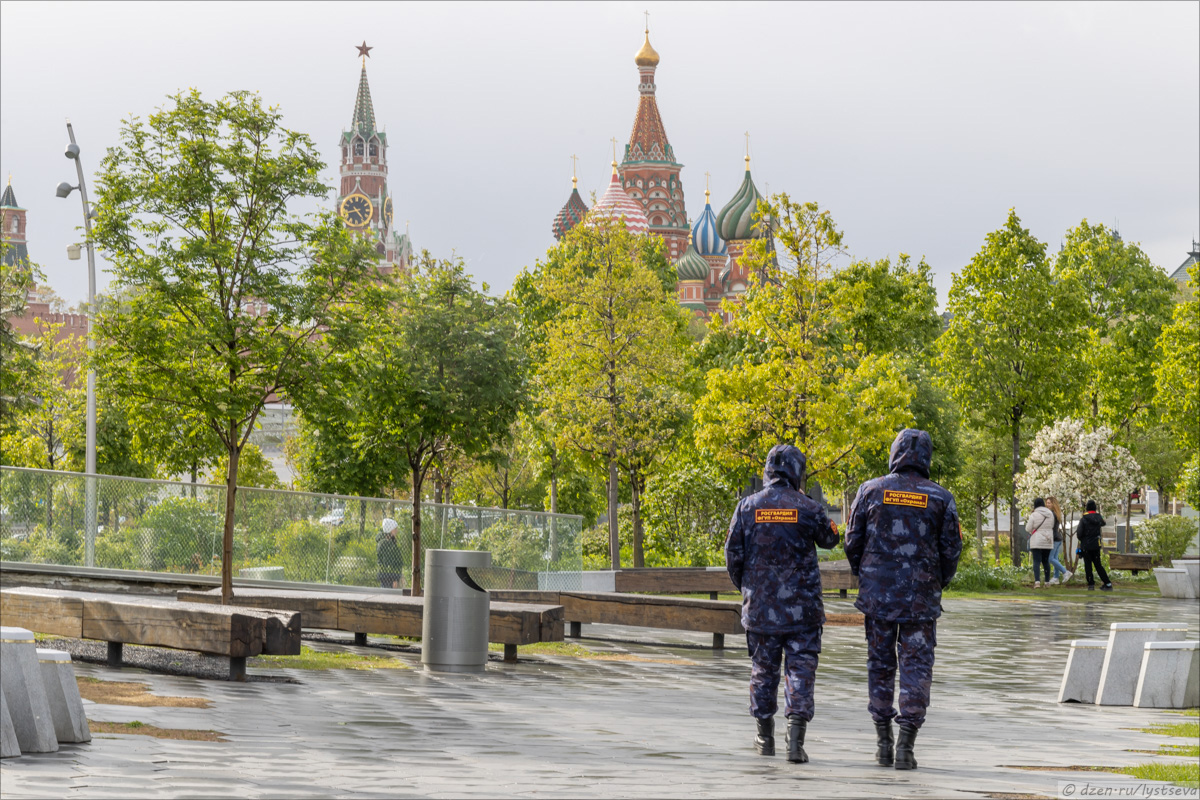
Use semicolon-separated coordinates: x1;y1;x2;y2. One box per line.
725;444;841;634
844;429;962;623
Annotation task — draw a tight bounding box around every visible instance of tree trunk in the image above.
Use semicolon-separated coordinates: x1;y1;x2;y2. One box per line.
975;503;984;560
993;489;1000;563
410;467;425;597
1124;487;1133;554
549;470;559;562
607;451;620;569
1010;420;1022;568
630;471;644;568
190;460;198;499
359;498;367;539
220;440;241;604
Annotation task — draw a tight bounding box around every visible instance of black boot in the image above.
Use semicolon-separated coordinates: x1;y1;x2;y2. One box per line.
785;716;808;763
894;725;918;770
755;718;775;756
874;719;894;767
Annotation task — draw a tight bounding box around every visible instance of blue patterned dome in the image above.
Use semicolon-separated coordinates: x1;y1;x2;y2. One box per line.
691;191;727;256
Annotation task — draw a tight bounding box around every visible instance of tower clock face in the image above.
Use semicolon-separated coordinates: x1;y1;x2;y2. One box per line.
383;197;394;229
339;193;373;228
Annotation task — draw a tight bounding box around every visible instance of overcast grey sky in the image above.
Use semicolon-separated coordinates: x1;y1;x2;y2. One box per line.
2;1;1197;308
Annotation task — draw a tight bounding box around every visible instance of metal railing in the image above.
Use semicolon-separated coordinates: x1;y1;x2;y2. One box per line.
0;466;583;591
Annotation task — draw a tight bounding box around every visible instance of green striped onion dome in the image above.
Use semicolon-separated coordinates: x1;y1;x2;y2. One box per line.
675;240;710;282
715;160;766;241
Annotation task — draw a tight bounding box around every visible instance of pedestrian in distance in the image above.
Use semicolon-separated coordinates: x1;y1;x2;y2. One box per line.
1045;496;1071;585
1075;500;1112;591
376;518;405;590
844;429;962;771
1026;498;1055;588
725;444;840;764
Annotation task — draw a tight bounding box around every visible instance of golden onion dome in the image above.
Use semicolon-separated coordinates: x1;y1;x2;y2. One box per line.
635;31;660;67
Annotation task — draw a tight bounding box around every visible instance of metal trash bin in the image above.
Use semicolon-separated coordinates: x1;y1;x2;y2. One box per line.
421;549;491;673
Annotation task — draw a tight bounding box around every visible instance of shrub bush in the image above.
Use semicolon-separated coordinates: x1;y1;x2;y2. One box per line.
138;497;220;572
274;519;330;582
1134;516;1198;564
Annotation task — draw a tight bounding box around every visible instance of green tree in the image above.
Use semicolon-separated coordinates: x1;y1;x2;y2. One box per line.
2;324;86;473
90;89;376;602
695;196;915;493
536;217;690;568
316;254;525;595
1054;221;1177;429
937;209;1088;565
1154;263;1199;508
0;255;40;436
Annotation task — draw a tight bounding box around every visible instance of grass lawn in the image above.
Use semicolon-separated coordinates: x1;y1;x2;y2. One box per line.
1120;711;1200;789
250;646;411;671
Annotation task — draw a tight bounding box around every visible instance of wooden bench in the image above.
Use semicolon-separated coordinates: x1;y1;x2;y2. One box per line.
176;587;564;663
1108;553;1154;575
612;561;858;599
0;587;301;681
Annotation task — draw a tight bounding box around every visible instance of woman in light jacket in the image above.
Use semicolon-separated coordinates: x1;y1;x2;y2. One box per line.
1045;496;1071;585
1026;497;1055;588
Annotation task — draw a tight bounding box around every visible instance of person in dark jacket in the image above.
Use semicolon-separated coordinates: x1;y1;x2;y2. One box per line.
844;429;962;771
725;444;840;764
1075;500;1112;590
376;518;405;589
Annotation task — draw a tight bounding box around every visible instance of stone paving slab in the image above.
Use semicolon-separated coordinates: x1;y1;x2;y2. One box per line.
1;595;1196;798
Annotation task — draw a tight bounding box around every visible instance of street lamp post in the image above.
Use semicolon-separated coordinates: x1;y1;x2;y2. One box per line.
57;120;98;566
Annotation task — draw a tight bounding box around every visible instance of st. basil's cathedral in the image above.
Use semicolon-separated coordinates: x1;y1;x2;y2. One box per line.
551;28;768;321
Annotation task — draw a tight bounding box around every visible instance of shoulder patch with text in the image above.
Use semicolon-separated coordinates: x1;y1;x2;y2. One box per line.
883;490;928;509
756;508;799;523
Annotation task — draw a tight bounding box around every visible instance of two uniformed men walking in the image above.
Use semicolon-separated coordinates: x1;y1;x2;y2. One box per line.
725;429;962;769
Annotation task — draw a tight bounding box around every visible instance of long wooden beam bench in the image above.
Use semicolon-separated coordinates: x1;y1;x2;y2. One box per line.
612;560;859;598
0;587;301;680
176;587;564;662
1108;553;1154;575
489;590;744;649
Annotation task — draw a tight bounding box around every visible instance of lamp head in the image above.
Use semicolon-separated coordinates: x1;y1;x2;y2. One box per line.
56;182;76;198
65;143;80;160
67;244;81;261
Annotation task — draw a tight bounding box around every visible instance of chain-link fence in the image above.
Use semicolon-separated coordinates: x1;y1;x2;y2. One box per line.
0;466;584;590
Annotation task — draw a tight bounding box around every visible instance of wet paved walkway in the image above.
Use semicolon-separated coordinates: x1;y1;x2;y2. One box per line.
2;594;1197;798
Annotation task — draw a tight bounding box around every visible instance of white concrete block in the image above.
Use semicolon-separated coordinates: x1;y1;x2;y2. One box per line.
0;627;58;753
1134;641;1200;709
1058;639;1109;704
1096;622;1188;706
0;685;19;758
1154;568;1195;599
36;649;90;743
1172;560;1200;598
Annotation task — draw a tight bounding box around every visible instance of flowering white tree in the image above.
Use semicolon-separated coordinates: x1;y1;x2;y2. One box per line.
1017;418;1143;564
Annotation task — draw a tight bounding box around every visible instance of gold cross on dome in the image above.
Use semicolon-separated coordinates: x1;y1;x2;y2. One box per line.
570;154;579;178
744;131;750;157
644;9;650;33
611;137;619;163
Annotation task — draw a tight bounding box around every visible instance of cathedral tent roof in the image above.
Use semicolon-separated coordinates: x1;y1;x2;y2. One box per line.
1;180;19;209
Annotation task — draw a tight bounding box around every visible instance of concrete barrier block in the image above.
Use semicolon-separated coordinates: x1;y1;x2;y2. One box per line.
1096;622;1188;706
1058;639;1109;704
36;649;90;743
1171;560;1200;598
1133;641;1200;709
1;685;19;758
0;627;58;753
1154;568;1195;599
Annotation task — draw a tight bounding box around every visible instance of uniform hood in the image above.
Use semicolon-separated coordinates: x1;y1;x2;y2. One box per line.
763;444;806;491
888;429;932;478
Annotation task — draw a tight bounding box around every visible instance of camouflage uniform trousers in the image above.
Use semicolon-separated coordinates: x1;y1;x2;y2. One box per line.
863;615;937;730
746;626;822;721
